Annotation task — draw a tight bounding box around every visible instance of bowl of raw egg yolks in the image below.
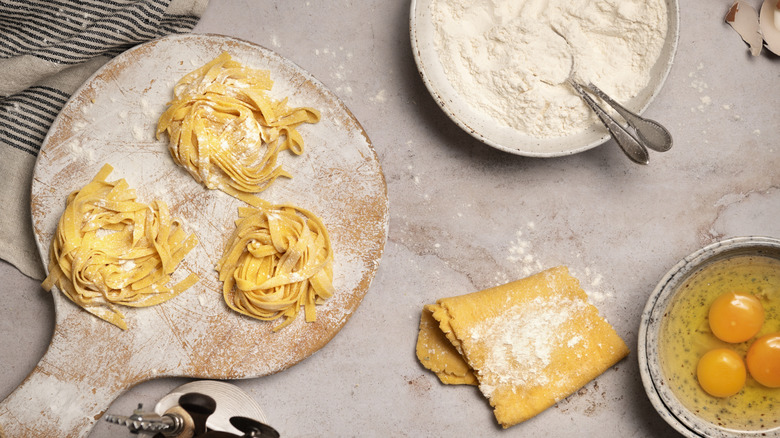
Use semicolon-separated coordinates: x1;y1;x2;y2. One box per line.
639;236;780;438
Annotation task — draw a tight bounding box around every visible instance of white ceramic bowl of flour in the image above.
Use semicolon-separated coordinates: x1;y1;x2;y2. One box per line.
410;0;679;158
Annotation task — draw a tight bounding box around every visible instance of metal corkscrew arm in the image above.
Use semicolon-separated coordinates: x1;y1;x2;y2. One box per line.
104;402;187;435
104;392;214;437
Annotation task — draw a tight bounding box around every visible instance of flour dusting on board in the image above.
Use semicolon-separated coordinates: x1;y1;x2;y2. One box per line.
11;372;113;431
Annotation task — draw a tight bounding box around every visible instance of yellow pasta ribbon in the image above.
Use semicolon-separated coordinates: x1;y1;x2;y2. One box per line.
156;52;320;197
216;201;334;331
42;164;199;330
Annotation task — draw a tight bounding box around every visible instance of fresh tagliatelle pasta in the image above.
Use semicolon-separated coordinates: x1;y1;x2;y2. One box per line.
156;52;320;198
216;200;334;331
42;164;199;330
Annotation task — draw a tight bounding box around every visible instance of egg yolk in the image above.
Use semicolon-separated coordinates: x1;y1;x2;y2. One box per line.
708;291;764;343
697;348;746;397
746;333;780;388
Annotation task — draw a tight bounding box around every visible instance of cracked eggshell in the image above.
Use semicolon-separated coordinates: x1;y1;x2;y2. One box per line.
759;0;780;55
726;1;763;56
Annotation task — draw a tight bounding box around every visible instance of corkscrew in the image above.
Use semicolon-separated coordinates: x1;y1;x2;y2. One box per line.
104;391;279;438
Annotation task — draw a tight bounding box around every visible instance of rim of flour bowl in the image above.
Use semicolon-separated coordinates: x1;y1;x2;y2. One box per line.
409;0;680;158
638;236;780;438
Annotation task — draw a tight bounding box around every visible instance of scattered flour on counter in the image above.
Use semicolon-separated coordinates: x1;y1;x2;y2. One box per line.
688;63;745;126
579;266;612;304
688;63;709;93
689;78;709;93
507;228;543;277
504;224;614;303
314;46;356;97
370;89;388;103
687;63;714;115
430;0;668;138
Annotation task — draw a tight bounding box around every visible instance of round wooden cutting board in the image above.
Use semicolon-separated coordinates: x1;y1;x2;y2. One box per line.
0;34;388;437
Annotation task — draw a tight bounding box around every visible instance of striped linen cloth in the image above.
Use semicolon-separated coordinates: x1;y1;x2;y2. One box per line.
0;0;208;280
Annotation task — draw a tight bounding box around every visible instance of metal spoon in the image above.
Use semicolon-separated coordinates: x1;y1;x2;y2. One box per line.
580;82;673;153
552;31;672;162
568;79;650;164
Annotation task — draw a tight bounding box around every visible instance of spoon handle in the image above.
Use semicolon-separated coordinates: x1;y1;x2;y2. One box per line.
584;83;673;152
569;81;649;164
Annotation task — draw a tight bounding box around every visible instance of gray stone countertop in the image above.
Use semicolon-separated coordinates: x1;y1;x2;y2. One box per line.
1;0;778;436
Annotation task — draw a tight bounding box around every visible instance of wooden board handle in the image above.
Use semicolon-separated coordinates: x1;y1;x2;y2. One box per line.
0;326;139;437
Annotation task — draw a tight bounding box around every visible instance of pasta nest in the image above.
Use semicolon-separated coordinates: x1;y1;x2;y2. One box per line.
216;203;334;331
156;52;320;197
42;164;199;330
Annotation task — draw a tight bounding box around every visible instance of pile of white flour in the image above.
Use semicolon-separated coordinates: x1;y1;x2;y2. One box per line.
430;0;668;138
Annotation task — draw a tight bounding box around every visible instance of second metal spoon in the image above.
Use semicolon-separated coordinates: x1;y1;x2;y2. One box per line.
581;82;673;153
568;80;651;164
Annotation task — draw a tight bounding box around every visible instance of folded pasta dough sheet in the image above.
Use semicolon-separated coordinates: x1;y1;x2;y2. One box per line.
416;305;477;385
419;266;629;429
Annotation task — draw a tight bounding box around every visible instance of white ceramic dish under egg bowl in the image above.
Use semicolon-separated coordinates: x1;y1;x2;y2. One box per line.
638;236;780;438
409;0;679;158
